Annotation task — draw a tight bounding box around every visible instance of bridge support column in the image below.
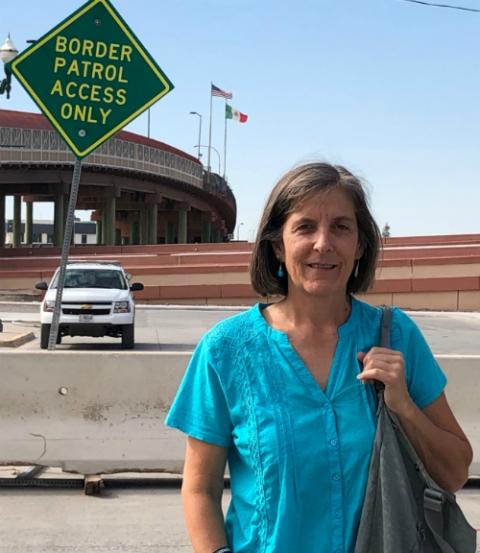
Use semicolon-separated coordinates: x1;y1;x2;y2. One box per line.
101;210;106;244
96;219;102;245
138;208;147;245
201;213;212;244
213;227;222;243
53;193;65;247
13;195;22;248
177;203;190;244
131;221;139;245
103;196;116;246
147;204;158;245
25;201;33;245
217;220;227;243
178;210;187;244
0;195;5;248
165;219;175;244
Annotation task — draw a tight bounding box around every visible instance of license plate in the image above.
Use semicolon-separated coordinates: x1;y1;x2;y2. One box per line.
79;314;93;322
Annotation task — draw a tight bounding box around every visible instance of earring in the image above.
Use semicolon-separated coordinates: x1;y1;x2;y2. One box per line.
277;263;285;278
354;259;360;278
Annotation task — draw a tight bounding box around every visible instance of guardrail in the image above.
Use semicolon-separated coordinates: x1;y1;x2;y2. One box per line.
0;125;203;188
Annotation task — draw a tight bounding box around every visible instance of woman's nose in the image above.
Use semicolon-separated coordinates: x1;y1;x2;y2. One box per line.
313;228;333;252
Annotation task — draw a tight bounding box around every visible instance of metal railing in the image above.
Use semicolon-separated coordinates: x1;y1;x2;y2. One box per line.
0;126;203;188
204;172;236;212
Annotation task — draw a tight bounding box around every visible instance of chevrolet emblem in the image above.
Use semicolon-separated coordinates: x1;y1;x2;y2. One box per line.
81;304;92;310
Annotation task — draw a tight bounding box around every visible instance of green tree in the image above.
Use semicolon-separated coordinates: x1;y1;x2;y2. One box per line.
382;222;391;239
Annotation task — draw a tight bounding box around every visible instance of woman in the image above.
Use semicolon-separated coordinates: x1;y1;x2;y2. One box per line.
166;162;472;553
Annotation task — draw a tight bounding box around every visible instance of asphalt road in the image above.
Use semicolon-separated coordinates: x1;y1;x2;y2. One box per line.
1;302;480;354
0;469;478;553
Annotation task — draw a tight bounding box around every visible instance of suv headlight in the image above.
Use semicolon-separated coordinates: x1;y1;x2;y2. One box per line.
43;300;56;312
113;301;130;313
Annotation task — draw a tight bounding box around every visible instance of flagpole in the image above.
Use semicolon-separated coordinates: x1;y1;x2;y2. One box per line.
223;99;228;180
207;82;213;181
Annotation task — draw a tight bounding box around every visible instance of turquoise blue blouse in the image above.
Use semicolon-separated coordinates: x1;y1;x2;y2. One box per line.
165;298;447;553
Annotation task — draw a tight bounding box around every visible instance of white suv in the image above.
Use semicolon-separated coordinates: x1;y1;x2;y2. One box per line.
35;262;144;349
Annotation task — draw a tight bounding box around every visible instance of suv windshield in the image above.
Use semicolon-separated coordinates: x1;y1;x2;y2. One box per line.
51;269;127;290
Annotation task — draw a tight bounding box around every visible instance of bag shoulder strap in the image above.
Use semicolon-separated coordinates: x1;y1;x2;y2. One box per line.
374;307;392;395
380;306;392;348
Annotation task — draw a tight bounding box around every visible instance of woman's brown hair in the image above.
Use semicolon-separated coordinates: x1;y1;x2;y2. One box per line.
250;162;382;297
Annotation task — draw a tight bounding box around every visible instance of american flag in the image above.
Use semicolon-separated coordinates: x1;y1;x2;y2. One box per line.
211;83;233;99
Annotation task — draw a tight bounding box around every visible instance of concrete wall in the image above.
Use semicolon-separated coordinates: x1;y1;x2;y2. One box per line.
0;351;478;477
1;238;480;309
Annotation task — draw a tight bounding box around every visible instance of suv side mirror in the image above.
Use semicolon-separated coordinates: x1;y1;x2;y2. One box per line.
35;281;48;291
130;282;144;292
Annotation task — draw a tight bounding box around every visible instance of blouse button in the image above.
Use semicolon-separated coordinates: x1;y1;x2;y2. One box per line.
330;438;338;447
332;473;340;481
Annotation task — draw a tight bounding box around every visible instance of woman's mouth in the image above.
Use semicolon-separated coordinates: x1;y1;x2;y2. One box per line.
307;263;337;270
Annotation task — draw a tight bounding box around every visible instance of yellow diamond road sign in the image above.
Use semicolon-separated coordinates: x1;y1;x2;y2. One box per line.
10;0;174;159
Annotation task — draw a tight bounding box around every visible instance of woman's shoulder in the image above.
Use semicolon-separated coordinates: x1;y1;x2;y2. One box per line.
202;303;264;349
352;296;382;321
352;297;419;340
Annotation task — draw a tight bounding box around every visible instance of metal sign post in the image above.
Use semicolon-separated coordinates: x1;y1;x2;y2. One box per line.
8;0;174;351
47;159;82;350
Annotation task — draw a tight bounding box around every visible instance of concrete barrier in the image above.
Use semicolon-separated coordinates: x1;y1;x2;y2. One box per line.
436;355;480;477
0;351;478;476
0;351;190;475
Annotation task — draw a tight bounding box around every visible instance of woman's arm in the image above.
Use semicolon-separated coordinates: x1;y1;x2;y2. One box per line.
182;436;229;553
358;348;473;492
394;391;472;492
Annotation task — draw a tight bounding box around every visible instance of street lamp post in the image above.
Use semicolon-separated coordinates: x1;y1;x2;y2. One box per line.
189;112;202;160
194;144;221;174
237;222;244;241
0;34;19;99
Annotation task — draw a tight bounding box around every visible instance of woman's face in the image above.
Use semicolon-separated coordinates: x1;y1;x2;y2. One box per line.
275;187;363;301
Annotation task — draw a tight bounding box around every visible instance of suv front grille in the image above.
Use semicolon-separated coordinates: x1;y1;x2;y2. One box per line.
61;302;112;316
62;308;111;315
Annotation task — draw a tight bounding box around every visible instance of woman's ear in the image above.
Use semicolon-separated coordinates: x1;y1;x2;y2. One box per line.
272;241;284;262
355;240;364;261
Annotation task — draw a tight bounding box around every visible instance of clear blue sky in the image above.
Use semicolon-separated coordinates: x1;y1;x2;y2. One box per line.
2;0;480;240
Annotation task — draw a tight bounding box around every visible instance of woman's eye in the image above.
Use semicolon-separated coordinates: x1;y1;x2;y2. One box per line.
334;223;350;231
295;223;313;232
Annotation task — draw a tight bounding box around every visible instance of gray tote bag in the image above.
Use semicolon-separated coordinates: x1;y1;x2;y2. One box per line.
354;308;477;553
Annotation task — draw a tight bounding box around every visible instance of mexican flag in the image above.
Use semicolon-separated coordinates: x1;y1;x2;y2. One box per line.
226;104;248;123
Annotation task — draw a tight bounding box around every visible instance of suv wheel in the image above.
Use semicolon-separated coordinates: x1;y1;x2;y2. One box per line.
40;325;61;348
121;324;134;349
40;324;50;349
